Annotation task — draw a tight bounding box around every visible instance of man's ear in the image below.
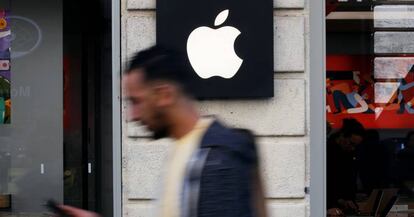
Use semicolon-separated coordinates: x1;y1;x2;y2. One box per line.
153;84;177;107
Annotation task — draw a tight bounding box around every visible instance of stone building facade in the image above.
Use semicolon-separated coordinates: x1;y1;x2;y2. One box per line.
121;0;311;216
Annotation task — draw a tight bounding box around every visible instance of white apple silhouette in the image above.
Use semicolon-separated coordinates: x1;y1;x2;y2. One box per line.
186;9;243;79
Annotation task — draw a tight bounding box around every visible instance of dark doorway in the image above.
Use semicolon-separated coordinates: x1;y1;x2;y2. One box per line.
63;0;114;216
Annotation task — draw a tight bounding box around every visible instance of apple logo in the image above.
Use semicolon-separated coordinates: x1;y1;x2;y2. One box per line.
186;9;243;79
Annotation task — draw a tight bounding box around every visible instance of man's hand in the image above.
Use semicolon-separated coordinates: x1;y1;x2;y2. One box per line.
58;205;101;217
327;208;344;217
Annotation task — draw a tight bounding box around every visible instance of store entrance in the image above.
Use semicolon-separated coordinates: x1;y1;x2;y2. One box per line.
64;0;114;216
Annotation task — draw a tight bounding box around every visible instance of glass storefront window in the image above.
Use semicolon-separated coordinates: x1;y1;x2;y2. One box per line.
0;0;115;216
0;0;63;216
326;0;414;216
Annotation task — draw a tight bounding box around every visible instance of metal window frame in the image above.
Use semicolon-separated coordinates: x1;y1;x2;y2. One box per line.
310;0;327;216
112;0;122;216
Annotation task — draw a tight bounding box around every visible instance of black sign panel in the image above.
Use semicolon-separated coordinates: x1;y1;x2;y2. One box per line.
157;0;273;98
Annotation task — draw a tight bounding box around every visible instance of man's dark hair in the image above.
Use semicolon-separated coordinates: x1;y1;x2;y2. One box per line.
125;45;192;95
341;118;365;137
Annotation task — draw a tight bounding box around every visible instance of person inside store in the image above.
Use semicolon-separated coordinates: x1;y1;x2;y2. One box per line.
54;45;267;217
327;118;365;216
357;129;387;194
395;131;414;196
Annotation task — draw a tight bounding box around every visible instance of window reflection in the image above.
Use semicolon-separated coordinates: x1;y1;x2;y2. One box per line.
327;0;414;216
0;0;63;216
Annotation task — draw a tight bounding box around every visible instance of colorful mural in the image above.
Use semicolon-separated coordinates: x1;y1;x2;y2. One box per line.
327;55;414;129
0;9;10;124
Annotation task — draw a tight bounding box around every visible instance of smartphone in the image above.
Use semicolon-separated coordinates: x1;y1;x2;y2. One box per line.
45;200;70;217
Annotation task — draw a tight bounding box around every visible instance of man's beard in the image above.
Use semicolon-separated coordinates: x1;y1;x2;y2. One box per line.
150;110;170;140
152;126;169;140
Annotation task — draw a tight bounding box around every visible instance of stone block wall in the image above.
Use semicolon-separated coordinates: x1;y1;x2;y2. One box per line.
121;0;310;216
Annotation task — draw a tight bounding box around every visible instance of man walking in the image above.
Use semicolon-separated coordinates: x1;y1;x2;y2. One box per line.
60;45;266;217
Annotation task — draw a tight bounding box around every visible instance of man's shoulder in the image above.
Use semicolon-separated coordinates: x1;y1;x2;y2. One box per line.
202;119;253;146
201;119;257;163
